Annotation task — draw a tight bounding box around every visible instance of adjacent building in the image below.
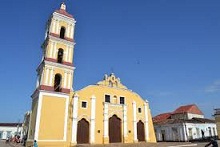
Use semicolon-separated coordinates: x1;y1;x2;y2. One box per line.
153;104;218;141
0;123;23;140
214;108;220;139
27;3;156;147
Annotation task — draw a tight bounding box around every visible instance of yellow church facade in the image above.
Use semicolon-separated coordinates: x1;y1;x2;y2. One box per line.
27;3;156;147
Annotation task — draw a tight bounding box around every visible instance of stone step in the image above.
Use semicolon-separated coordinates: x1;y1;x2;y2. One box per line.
76;142;157;147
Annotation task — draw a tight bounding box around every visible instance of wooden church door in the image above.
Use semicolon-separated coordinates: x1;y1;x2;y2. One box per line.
109;115;122;143
137;120;145;142
77;118;89;144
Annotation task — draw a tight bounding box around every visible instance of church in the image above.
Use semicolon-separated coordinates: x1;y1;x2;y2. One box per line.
27;3;156;147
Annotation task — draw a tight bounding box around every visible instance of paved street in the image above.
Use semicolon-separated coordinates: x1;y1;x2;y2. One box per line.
1;140;219;147
0;140;23;147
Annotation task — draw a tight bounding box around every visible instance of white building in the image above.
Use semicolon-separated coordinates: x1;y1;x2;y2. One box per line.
153;104;218;141
0;123;23;140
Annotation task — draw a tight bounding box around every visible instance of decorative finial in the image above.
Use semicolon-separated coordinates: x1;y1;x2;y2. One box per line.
60;2;66;10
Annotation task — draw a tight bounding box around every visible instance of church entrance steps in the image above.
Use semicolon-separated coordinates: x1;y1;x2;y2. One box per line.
75;142;157;147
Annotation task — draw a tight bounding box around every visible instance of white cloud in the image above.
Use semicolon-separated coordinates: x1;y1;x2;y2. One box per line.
205;80;220;93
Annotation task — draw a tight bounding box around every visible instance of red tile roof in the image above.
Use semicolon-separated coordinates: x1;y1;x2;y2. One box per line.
153;112;172;123
55;9;73;18
173;104;203;115
153;104;204;123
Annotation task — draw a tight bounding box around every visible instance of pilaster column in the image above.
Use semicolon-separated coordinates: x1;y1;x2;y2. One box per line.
71;94;79;143
144;101;149;141
123;105;128;142
90;95;96;144
66;23;70;38
132;101;138;142
70;24;73;39
55;19;59;34
44;67;49;85
103;103;109;143
64;72;67;88
51;19;56;33
49;68;54;86
53;42;57;58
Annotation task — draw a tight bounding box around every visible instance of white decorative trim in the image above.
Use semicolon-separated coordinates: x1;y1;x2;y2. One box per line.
34;92;43;140
71;94;79;143
53;42;57;58
52;20;56;33
53;12;76;24
123;105;128;138
40;91;69;98
49;34;75;46
144;102;149;141
49;68;54;86
103;103;109;138
63;96;69;141
68;46;72;62
44;60;75;70
66;24;70;38
64;72;67;88
70;25;73;39
67;73;72;89
55;19;59;34
65;45;69;62
45;68;49;85
90;95;96;143
132;101;137;142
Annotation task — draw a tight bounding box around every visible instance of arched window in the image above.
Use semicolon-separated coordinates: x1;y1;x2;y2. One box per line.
57;48;64;63
54;74;62;92
60;27;65;39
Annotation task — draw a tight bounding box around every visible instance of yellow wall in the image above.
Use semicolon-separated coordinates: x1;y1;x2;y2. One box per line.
38;95;66;140
76;84;156;144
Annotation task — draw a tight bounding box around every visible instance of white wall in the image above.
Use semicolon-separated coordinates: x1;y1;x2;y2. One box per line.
0;126;23;140
155;123;217;142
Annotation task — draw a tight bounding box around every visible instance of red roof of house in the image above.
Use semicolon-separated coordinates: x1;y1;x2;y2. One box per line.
173;104;203;115
153;112;172;123
55;9;73;18
153;104;204;123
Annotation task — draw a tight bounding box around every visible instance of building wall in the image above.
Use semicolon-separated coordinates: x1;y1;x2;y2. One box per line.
215;115;220;138
75;85;156;144
155;123;217;142
0;126;22;140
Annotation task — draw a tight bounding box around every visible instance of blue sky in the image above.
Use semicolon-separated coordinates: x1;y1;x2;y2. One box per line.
0;0;220;122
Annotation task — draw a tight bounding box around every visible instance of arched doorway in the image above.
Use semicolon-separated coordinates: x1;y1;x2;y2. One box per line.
77;118;89;144
109;115;121;143
137;120;145;142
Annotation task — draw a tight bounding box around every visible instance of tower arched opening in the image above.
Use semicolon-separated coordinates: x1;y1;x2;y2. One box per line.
57;48;64;63
54;74;62;92
60;27;66;39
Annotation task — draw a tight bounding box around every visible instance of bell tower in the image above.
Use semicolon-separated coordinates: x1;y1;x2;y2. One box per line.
28;3;76;146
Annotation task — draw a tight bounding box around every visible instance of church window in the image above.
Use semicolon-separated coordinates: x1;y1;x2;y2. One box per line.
60;26;66;39
120;97;125;104
54;74;62;92
105;95;110;103
57;48;64;63
138;108;142;113
81;101;87;108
